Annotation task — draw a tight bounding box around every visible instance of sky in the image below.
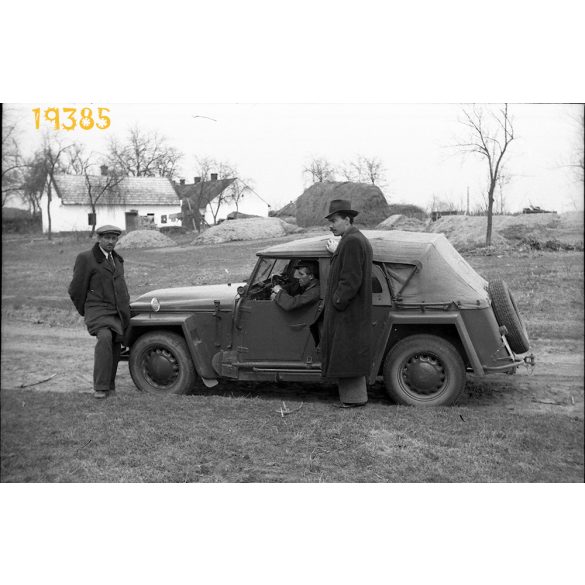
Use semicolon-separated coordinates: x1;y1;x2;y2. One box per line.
6;102;583;214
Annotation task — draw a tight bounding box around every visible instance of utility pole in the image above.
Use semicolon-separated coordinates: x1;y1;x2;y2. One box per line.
466;186;470;215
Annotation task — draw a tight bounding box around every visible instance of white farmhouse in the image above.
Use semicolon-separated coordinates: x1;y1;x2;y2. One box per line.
40;169;182;234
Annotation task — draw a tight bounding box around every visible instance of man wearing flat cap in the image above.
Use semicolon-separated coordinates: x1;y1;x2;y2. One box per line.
68;225;131;399
321;200;373;408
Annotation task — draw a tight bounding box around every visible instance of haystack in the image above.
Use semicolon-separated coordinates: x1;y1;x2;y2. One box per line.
295;181;390;227
193;218;300;245
376;214;428;232
116;230;177;249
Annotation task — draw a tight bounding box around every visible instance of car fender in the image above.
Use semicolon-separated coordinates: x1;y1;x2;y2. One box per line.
126;312;218;383
370;311;484;383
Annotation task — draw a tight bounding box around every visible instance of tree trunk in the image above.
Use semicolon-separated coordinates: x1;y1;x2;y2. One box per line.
486;184;496;247
90;203;96;236
47;180;52;241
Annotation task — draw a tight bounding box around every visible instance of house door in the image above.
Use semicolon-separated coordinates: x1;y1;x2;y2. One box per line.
125;211;138;232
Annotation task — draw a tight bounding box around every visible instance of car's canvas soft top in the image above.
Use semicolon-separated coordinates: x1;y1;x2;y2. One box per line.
259;230;489;307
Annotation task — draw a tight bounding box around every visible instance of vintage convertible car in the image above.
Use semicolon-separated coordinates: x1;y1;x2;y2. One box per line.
123;230;534;406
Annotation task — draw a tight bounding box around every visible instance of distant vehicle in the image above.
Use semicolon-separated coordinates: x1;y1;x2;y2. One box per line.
430;210;460;221
522;205;556;214
122;231;535;406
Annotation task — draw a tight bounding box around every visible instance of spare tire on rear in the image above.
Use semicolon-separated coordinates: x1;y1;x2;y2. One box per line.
488;279;530;354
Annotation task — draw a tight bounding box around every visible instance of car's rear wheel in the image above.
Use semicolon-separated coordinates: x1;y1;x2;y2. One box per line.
488;278;530;354
383;334;466;406
129;331;196;394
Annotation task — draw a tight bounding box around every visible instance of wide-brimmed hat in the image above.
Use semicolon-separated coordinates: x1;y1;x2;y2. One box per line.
324;199;359;220
96;224;122;236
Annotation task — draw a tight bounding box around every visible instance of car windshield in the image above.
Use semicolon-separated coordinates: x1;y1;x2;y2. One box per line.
251;257;291;286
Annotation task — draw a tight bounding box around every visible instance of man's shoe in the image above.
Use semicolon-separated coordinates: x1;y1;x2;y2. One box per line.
94;391;107;399
335;402;367;409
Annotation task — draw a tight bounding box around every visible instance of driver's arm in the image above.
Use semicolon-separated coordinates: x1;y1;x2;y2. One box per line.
273;282;320;311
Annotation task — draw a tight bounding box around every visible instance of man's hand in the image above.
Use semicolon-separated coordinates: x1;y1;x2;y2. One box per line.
326;237;339;254
272;284;283;294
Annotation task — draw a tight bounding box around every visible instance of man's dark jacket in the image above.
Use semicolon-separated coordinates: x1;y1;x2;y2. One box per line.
68;243;131;337
321;226;373;378
274;279;320;312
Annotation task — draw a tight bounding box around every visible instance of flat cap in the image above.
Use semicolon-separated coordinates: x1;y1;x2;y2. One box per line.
96;224;122;235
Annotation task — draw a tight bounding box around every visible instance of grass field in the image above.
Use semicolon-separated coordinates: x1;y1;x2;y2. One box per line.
2;388;583;482
1;233;584;482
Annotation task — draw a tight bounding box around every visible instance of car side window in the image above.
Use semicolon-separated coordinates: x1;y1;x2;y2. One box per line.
372;263;391;306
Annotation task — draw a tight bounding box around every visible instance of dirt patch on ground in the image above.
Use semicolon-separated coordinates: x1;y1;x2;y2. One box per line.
376;214;429;231
1;321;582;418
192;218;301;244
117;229;177;249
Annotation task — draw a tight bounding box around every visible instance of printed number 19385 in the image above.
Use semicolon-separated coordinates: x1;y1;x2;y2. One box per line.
32;107;111;131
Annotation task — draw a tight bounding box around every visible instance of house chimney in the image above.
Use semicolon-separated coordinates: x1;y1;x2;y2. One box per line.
210;173;218;181
100;164;109;176
180;179;185;185
194;177;201;183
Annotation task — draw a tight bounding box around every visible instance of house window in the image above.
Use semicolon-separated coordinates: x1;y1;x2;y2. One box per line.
161;215;167;224
88;213;96;226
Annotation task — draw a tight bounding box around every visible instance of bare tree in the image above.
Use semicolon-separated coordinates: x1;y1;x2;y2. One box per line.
20;153;47;216
303;157;336;183
496;172;511;215
359;155;387;186
84;169;125;236
339;155;388;189
34;134;76;240
106;126;182;179
569;105;584;185
216;162;253;214
454;104;515;246
64;142;93;175
1;116;27;208
339;161;357;181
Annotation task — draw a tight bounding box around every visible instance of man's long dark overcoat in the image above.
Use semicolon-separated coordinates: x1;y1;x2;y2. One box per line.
68;243;131;337
321;225;373;378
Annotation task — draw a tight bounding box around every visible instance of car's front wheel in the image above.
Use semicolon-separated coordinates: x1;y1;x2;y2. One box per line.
129;331;197;394
383;334;465;406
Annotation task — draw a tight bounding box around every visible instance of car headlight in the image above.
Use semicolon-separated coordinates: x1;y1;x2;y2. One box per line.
150;297;160;312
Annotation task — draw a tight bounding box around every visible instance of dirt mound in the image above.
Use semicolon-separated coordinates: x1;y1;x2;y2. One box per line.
428;212;584;251
376;214;428;232
193;218;301;244
117;230;177;249
295;181;390;227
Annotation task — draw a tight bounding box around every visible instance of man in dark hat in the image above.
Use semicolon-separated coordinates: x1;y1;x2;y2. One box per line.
68;225;131;399
270;260;320;311
321;200;373;408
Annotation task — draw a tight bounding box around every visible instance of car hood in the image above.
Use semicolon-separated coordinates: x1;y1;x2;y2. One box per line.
131;283;244;312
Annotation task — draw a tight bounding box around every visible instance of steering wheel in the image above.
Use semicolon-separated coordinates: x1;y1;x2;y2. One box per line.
247;274;290;300
247;278;274;300
271;274;289;287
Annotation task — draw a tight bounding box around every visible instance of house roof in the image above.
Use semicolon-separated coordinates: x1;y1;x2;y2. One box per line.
176;178;236;209
52;174;180;205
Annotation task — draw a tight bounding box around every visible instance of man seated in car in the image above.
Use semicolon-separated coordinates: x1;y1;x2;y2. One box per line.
270;261;320;311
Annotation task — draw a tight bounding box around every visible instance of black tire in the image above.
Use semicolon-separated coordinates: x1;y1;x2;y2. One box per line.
383;335;466;406
488;279;530;354
129;331;197;394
